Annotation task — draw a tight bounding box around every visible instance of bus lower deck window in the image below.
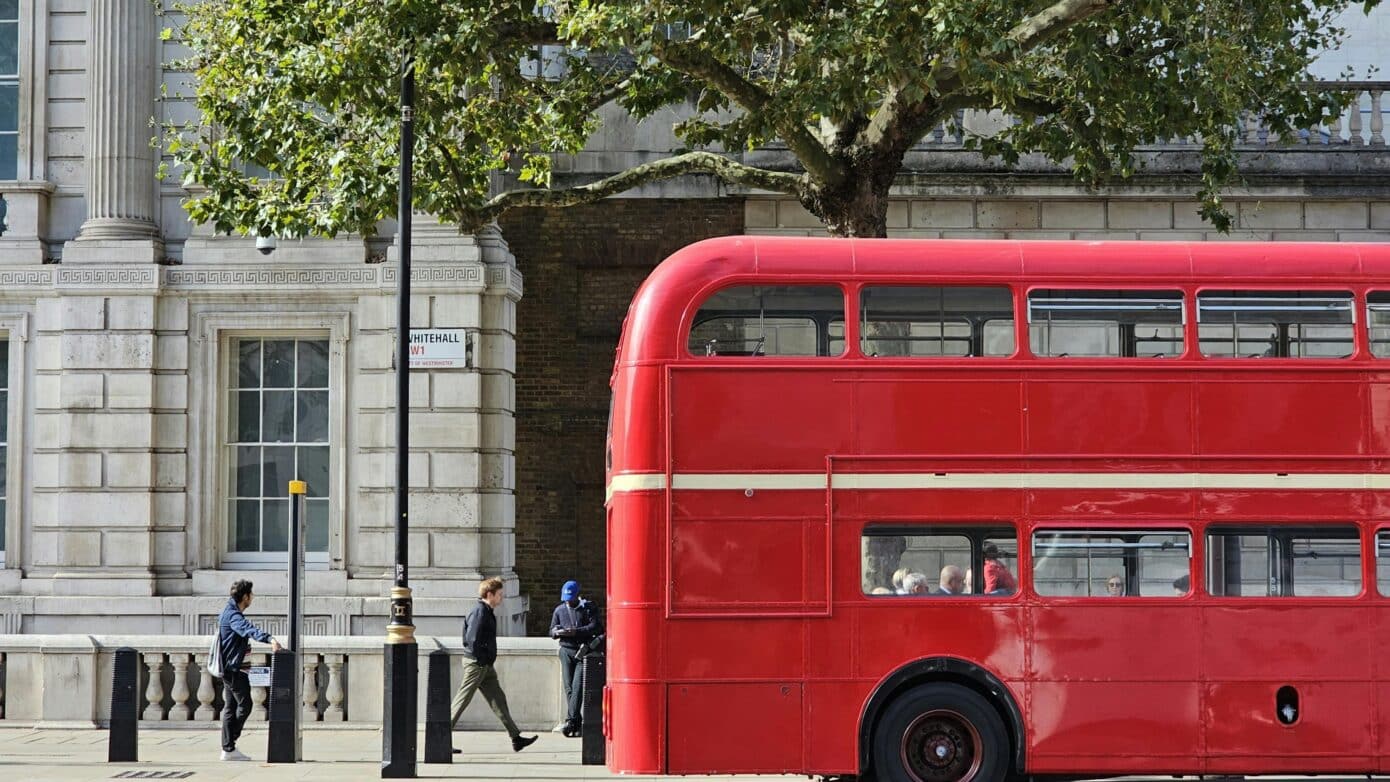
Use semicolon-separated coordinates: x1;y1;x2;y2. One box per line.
1208;526;1361;597
862;527;1017;597
1032;530;1191;597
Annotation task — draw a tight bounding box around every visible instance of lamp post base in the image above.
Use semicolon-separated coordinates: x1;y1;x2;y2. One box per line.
381;640;418;778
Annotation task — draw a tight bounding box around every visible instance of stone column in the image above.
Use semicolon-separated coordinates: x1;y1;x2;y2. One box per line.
66;0;163;264
353;216;525;635
477;225;526;635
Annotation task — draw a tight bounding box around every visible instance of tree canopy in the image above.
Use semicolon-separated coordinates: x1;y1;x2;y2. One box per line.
165;0;1379;239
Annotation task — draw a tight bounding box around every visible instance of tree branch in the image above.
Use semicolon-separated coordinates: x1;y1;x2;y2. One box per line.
653;42;847;187
862;0;1124;155
464;150;805;227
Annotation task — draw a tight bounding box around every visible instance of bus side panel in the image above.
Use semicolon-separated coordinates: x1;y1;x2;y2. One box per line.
1026;682;1201;774
1196;381;1368;455
805;681;863;774
853;378;1024;455
669;369;852;471
1202;605;1373;771
853;604;1026;682
1203;682;1374;772
1028;605;1201;771
666;682;803;773
608;681;664;773
1026;378;1194;455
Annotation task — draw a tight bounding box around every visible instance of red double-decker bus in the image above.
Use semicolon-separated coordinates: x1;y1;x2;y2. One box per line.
604;236;1390;782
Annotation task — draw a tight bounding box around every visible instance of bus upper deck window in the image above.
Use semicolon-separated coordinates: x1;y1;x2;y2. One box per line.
860;286;1015;357
1367;292;1390;357
1028;290;1184;358
688;285;845;357
1198;290;1353;358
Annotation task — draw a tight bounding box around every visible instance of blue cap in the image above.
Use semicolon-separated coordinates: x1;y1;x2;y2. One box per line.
561;580;580;601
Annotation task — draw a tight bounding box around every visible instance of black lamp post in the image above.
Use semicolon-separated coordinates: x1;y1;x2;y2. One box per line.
381;50;418;779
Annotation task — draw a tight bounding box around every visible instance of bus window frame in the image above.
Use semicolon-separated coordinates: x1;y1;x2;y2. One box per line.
683;279;853;359
1028;525;1194;600
1025;287;1189;360
1020;285;1193;361
859;523;1021;600
1193;285;1361;361
1204;524;1366;599
857;283;1020;359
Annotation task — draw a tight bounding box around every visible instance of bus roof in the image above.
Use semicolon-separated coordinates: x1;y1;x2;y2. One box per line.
621;236;1390;363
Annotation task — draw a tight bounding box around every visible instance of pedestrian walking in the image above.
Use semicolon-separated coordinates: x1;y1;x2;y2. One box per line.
549;579;599;737
450;577;538;753
216;579;281;761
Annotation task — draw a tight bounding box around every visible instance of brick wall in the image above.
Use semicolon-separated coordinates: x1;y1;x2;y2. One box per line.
500;199;745;633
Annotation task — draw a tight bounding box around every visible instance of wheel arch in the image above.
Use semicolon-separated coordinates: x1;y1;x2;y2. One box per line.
858;657;1025;777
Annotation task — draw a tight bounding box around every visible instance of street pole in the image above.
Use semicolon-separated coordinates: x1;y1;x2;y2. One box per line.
381;49;418;780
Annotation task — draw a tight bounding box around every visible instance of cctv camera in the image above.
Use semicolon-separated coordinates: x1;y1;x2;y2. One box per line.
255;235;277;256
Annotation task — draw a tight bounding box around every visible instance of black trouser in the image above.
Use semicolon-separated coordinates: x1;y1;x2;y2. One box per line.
221;669;252;752
559;646;583;725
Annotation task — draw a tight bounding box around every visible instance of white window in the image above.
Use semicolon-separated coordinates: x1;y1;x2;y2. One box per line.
226;338;330;563
0;0;17;180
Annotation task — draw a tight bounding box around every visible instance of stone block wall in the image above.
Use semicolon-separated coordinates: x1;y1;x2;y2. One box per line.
745;196;1390;241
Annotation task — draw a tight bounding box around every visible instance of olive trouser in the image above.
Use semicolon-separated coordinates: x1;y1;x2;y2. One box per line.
449;658;521;739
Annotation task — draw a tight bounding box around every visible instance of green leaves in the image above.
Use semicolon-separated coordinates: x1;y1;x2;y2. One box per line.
167;0;1373;238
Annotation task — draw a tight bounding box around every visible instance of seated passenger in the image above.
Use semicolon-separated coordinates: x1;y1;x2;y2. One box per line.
937;566;966;595
982;543;1016;594
892;567;912;595
902;572;932;595
1172;574;1190;595
1105;575;1125;596
869;586;893;595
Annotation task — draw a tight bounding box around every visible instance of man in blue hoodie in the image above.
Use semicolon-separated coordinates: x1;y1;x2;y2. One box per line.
217;579;280;761
549;580;599;737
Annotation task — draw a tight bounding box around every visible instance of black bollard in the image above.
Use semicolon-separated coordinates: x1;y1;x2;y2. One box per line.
423;649;453;763
108;647;139;762
267;649;300;762
580;651;607;765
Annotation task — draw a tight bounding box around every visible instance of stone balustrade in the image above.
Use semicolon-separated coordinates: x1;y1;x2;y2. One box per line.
906;81;1390;148
0;635;563;729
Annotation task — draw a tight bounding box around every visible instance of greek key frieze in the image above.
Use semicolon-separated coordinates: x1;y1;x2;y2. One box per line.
164;267;379;288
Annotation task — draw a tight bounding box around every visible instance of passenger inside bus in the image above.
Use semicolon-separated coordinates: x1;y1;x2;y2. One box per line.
1172;575;1190;595
902;572;931;595
891;566;912;595
1105;576;1125;596
982;542;1016;594
937;566;966;595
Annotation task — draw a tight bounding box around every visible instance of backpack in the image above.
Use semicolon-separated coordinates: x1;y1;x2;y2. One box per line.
206;631;224;679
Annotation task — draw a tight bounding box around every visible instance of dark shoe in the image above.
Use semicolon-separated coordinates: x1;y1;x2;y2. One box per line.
452;748;461;755
562;720;582;737
512;734;538;752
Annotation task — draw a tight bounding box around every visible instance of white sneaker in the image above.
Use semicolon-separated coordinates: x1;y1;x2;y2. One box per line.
220;748;251;761
552;721;568;733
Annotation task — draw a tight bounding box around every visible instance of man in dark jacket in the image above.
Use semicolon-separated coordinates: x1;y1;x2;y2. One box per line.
549;579;599;736
449;577;538;753
217;579;280;761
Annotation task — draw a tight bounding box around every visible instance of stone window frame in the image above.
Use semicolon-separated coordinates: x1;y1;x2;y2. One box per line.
191;310;349;572
0;311;28;570
0;0;47;184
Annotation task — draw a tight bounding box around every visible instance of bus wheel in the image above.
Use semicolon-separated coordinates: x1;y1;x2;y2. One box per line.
873;683;1009;782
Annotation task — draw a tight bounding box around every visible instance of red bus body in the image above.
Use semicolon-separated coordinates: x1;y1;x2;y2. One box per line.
604;236;1390;779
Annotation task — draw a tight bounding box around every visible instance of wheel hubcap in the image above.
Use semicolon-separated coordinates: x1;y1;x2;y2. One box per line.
899;709;983;782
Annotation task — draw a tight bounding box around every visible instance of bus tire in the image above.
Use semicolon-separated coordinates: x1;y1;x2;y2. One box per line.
871;682;1010;782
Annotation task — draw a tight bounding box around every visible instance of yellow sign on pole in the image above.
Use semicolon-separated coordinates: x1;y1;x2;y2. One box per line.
288;480;306;496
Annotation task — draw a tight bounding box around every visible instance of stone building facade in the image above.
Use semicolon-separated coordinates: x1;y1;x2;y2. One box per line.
3;2;1390;636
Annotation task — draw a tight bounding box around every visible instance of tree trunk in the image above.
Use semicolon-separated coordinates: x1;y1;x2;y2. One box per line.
800;149;901;238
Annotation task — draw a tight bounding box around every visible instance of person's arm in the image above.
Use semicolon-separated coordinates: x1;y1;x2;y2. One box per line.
228;609;273;644
464;604;482;649
549;605;569;638
575;604;599;636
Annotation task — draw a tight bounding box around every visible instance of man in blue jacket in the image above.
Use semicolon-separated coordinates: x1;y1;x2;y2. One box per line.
549;580;599;737
218;579;280;761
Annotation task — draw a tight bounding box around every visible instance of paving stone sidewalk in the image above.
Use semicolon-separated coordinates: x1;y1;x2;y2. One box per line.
0;726;792;782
